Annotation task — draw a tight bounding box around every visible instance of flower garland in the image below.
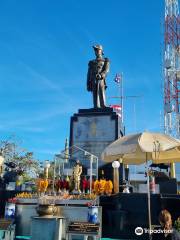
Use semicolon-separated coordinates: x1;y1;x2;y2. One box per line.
94;179;113;195
36;178;49;193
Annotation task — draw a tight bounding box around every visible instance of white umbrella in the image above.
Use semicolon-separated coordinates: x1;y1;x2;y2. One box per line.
102;132;180;164
101;131;180;233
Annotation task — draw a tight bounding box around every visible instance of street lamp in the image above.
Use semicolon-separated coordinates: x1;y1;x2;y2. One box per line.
0;153;4;176
44;160;50;179
112;160;120;194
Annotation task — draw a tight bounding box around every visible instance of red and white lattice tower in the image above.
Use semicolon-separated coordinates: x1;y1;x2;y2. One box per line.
164;0;180;138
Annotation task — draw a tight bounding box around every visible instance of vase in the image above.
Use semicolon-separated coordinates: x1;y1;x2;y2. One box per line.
87;206;98;224
36;204;57;217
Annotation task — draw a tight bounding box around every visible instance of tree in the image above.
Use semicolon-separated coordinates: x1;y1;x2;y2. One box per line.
0;136;41;180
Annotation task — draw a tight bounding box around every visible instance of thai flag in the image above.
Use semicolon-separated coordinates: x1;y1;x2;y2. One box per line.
114;73;122;83
110;104;122;118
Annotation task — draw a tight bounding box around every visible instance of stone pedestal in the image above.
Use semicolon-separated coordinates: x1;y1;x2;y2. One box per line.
69;107;122;168
31;216;66;240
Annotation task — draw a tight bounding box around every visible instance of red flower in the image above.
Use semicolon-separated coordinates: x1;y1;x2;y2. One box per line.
82;178;88;190
86;202;92;207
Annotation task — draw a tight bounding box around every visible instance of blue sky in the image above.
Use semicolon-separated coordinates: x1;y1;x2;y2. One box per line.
0;0;165;162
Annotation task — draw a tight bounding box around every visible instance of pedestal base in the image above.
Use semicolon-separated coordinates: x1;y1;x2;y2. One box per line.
69;107;121;168
31;216;66;240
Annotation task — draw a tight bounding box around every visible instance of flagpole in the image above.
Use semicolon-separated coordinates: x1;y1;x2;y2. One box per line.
112;73;124;132
121;73;123;125
118;72;123;130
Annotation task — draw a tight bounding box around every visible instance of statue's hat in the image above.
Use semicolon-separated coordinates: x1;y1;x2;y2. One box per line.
93;44;104;54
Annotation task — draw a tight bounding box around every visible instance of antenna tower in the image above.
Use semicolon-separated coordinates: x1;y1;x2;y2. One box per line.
164;0;180;138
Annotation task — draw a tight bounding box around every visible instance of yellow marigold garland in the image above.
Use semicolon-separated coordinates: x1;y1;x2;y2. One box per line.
94;180;100;195
104;180;113;195
99;179;106;194
36;178;49;193
93;179;113;195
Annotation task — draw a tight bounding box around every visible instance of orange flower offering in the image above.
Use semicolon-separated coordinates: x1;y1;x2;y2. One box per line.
94;179;113;195
94;180;100;195
99;179;106;194
36;178;49;193
104;180;113;195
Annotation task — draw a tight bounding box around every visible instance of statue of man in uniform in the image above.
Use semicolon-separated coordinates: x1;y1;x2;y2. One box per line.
87;45;110;108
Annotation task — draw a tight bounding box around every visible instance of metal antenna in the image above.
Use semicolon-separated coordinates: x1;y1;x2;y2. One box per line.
163;0;180;178
164;0;180;138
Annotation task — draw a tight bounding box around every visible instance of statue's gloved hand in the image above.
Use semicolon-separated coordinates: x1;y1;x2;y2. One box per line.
96;73;102;80
101;73;106;79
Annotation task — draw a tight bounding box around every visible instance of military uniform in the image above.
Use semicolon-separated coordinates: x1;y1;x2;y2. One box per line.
87;45;110;108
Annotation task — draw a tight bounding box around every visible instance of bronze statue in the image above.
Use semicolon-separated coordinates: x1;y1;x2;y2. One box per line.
87;45;110;108
72;160;82;193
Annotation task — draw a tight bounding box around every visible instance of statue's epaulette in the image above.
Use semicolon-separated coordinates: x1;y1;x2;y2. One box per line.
104;57;110;62
88;60;95;66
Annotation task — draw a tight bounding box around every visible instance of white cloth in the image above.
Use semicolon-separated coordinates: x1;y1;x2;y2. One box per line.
123;187;130;193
